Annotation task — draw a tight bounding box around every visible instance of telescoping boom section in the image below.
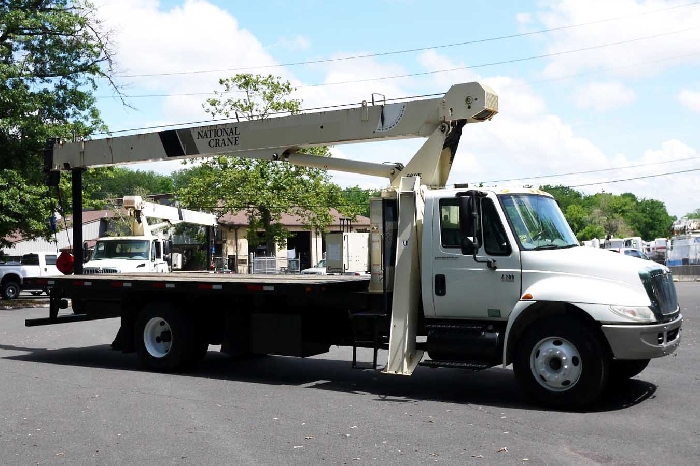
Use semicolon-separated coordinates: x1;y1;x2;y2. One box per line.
46;82;498;188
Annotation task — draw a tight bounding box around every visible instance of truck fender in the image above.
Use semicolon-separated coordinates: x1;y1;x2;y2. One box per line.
1;272;22;286
502;300;536;368
502;298;617;367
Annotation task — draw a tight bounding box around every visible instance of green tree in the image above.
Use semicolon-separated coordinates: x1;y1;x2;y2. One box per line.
540;185;583;213
0;1;117;246
178;74;348;253
543;184;674;241
88;167;174;200
340;186;382;218
633;198;674;240
685;208;700;218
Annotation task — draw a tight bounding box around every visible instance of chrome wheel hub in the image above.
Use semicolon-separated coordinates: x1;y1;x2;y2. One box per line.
530;336;582;392
143;317;173;358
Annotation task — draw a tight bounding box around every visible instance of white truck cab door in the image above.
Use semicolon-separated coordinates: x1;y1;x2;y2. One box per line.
43;254;59;276
430;195;521;320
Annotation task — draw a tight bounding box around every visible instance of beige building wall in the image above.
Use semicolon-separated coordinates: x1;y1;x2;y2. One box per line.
221;223;369;274
222;226;250;273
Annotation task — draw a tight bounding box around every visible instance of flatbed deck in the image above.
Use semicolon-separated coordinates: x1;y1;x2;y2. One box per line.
26;272;371;299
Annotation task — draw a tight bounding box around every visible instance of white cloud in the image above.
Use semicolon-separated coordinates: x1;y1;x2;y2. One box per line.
273;35;311;51
294;52;412;110
516;12;533;26
677;89;700;112
531;0;700;78
96;0;284;123
573;81;636;111
418;52;699;216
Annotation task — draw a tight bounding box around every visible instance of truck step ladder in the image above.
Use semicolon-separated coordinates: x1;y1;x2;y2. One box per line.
349;311;388;369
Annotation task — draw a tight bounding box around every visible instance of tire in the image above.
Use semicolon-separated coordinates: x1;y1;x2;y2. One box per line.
513;316;610;410
71;298;87;314
1;281;21;300
610;359;650;383
134;303;203;372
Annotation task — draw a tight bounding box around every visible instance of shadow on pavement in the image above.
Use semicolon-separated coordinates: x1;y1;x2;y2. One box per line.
1;342;657;412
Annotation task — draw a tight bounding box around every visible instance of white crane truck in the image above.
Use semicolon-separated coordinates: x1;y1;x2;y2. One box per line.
82;195;217;275
25;82;682;409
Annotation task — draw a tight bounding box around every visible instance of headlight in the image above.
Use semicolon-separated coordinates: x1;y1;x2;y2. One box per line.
609;305;656;323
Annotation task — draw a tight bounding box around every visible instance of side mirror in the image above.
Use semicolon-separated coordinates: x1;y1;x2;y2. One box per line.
461;236;476;256
458;194;480;256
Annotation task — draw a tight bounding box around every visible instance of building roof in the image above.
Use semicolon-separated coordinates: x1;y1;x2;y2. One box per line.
218;208;370;228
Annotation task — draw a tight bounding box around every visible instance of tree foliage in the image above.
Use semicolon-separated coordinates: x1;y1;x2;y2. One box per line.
87;167;174;200
0;0;117;244
340;186;382;218
541;185;675;241
178;74;352;253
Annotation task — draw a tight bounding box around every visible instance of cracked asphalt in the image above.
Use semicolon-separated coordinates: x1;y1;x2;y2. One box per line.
0;284;698;465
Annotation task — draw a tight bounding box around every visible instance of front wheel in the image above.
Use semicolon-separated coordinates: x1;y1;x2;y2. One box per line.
513;316;610;410
1;281;20;300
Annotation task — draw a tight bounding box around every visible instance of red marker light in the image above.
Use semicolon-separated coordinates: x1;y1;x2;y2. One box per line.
56;252;74;275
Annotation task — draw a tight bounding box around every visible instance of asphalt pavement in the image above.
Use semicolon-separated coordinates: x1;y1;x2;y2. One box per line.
0;285;698;465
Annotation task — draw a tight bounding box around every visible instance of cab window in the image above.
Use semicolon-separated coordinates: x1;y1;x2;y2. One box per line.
481;198;511;256
21;254;40;266
439;196;509;255
439;198;464;248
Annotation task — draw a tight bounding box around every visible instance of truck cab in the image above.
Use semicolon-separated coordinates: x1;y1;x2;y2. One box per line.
419;186;681;405
83;237;170;274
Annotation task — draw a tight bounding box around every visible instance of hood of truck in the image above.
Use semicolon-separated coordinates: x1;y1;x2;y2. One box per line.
520;246;666;307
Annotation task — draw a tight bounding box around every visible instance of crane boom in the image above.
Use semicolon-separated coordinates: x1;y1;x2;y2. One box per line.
48;82;497;188
123;195;217;237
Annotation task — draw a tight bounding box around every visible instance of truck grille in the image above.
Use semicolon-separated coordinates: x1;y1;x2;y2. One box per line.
83;267;119;274
640;269;679;318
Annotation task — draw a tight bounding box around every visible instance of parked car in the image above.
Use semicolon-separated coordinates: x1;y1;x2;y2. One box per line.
607;248;652;260
301;259;327;275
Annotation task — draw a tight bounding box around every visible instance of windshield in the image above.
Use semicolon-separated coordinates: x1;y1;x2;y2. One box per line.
315;259;326;268
500;194;578;250
92;240;150;260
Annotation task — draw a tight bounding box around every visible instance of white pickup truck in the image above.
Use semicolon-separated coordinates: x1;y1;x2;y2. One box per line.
0;252;60;299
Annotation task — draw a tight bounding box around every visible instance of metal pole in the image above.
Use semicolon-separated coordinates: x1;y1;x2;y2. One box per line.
72;169;83;275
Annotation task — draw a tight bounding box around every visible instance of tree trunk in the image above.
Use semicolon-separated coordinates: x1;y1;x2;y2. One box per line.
261;207;275;256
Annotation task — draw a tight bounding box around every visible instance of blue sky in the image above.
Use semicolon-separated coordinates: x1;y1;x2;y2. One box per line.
92;0;700;217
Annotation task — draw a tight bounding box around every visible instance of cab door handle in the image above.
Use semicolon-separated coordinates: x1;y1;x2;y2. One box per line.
435;274;446;296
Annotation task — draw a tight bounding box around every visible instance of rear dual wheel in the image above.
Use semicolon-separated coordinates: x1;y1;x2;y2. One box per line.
134;303;208;372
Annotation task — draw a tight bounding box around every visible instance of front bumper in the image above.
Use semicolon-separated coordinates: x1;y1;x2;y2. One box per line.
601;314;683;360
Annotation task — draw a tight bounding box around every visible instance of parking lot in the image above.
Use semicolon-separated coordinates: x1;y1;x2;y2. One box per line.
0;283;698;465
